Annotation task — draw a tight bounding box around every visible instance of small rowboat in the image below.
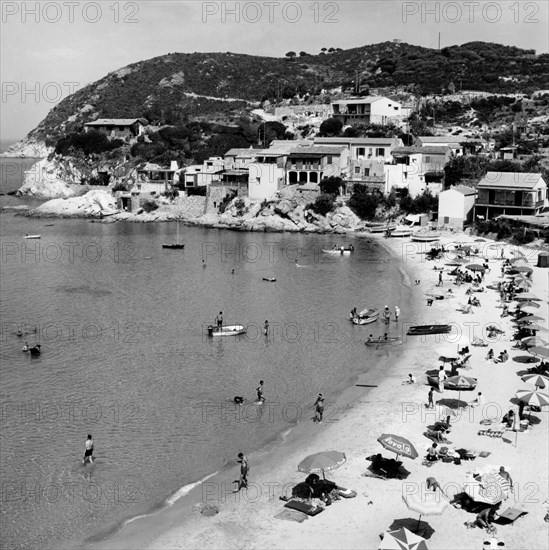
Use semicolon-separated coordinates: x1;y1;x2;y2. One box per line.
365;337;402;346
263;277;276;282
207;325;246;337
407;324;452;336
411;233;441;242
24;234;41;239
162;244;185;249
322;246;355;255
388;227;413;238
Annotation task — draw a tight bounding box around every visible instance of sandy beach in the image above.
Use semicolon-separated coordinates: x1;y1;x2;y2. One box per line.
86;231;549;550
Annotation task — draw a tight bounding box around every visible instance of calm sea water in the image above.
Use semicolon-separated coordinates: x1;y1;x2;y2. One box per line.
0;157;412;549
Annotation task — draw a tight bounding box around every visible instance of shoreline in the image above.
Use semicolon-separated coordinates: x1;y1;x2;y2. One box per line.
79;234;424;550
82;232;548;550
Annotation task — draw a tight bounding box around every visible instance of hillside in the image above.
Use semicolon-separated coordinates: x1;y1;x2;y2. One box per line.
19;41;549;147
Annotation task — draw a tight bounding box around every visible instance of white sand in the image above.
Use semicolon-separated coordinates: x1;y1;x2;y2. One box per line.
88;232;549;550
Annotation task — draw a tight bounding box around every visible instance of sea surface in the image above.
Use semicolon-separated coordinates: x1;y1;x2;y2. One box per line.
0;157;412;549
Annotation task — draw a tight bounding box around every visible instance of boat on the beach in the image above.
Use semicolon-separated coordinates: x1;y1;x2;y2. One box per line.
23;234;41;239
350;308;379;325
207;324;246;337
365;337;402;346
322;245;355;255
387;227;413;238
366;222;396;233
411;232;441;242
407;324;452;336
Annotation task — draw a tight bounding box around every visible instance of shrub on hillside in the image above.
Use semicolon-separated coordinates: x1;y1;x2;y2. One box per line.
55;131;124;156
308;193;335;216
348;184;381;220
142;199;159;213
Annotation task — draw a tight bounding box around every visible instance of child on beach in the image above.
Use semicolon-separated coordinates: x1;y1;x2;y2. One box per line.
404;374;416;384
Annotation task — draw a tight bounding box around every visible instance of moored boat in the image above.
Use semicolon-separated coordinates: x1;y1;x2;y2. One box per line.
387;227;413;238
350;308;379;325
411;232;441;242
368;223;396;233
407;324;452;335
23;234;41;239
263;277;276;282
207;324;246;337
162;244;185;249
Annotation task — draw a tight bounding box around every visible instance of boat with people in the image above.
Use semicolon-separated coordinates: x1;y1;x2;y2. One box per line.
23;234;41;239
350;308;379;325
407;324;452;335
207;325;246;337
411;232;441;242
322;244;355;255
365;336;402;346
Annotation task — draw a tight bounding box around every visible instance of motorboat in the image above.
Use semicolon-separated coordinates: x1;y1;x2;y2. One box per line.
322;245;355;255
207;325;246;337
23;234;41;239
411;232;441;242
350;308;379;325
407;324;452;335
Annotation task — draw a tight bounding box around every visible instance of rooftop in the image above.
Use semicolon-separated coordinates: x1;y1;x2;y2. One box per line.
445;185;477;196
393;146;450;155
288;146;346;156
314;137;399;146
331;96;394;105
224;148;257;157
477;172;546;189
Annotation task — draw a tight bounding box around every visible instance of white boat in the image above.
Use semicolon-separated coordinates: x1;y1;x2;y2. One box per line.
388;227;413;238
23;234;41;239
411;232;441;242
367;223;396;233
350;308;379;325
322;245;355;255
207;324;246;337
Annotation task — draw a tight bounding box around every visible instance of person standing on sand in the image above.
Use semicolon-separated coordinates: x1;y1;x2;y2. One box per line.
438;366;446;393
82;434;94;464
264;320;269;336
236;453;248;490
438;271;443;286
394;306;400;322
313;393;325;422
427;387;434;409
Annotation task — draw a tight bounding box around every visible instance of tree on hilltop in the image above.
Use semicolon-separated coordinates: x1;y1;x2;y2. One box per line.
285;51;296;60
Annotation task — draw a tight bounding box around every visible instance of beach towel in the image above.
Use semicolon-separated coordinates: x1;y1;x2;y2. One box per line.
274;509;309;523
495;507;527;525
284;500;324;516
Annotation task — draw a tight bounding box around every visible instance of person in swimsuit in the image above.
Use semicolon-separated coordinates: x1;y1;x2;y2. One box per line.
256;380;265;403
263;320;269;336
313;393;325;422
82;434;94;464
216;312;223;329
237;452;248;490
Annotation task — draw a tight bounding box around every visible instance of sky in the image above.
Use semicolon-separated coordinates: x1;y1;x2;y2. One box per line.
1;0;548;141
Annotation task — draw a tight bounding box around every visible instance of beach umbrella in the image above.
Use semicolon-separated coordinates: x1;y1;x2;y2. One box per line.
444;375;477;402
515;388;549;408
515;280;532;290
377;434;418;460
515;293;541;301
297;450;346;479
514;266;533;274
521;336;548;347
519;315;545;323
463;472;510;505
379;527;428;550
529;346;549;360
466;263;485;272
521;374;549;389
517;301;541;310
403;493;448;531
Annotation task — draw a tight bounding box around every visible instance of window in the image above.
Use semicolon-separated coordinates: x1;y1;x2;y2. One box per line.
326;156;333;164
309;172;318;183
355;167;360;174
424;156;431;164
375;148;385;157
357;147;365;157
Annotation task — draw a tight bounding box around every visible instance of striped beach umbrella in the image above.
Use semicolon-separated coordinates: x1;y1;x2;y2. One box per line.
297;450;346;479
518;314;545;323
403;492;448;530
463;472;510;505
515;280;532;290
529;346;549;360
521;374;549;389
379;527;428;550
445;375;477;402
515;388;549;408
521;336;548;347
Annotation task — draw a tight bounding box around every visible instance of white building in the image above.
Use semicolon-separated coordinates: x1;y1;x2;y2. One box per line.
180;157;224;188
313;136;403;163
248;150;287;200
438;186;477;229
331;97;410;125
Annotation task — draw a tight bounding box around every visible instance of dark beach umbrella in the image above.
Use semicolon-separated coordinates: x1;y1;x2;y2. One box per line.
444;375;477;401
521;336;548;347
466;264;485;272
297;450;346;479
519;314;545;323
514;266;533;274
377;434;418;460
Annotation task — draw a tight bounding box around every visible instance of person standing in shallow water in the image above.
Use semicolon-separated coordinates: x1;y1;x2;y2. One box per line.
256;380;265;403
82;434;94;464
236;453;248;491
263;320;269;336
